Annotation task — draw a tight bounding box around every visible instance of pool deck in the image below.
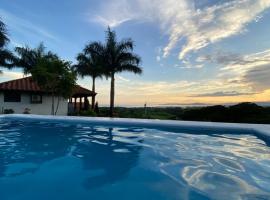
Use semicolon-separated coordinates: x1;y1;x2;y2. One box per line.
1;114;270;138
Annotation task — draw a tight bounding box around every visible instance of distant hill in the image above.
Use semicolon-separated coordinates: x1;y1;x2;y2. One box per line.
158;101;270;107
95;102;270;124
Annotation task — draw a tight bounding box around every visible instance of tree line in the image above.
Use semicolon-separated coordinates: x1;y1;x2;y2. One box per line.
96;102;270;124
0;18;142;116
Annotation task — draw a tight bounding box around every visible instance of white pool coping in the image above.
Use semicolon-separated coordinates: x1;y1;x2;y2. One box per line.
1;114;270;138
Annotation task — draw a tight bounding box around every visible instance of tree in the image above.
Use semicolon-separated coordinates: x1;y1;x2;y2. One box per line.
0;18;14;71
88;27;142;117
15;43;57;74
73;45;103;109
31;57;76;115
15;43;76;115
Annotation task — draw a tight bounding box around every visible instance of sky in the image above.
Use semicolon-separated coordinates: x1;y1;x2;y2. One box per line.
1;0;270;106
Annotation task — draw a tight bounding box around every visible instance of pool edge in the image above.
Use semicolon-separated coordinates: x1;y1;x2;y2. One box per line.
1;114;269;138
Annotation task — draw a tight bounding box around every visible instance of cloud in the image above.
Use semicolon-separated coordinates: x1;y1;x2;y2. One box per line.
77;72;268;106
0;9;58;43
190;91;255;97
174;62;204;69
194;48;270;94
196;52;244;65
172;58;202;69
173;0;270;60
92;15;132;28
100;77;249;98
218;49;270;92
116;75;130;82
0;70;24;80
243;64;270;91
89;0;270;60
89;0;139;27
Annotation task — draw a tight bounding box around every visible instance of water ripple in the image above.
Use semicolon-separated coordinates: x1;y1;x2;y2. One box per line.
0;119;270;200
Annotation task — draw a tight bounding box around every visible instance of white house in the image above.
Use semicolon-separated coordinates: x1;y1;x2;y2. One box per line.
0;77;96;115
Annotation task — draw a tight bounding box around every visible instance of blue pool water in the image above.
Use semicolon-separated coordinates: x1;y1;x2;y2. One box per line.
0;118;270;200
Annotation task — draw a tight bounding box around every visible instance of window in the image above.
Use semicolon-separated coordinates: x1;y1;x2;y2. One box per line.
4;91;21;102
31;94;42;104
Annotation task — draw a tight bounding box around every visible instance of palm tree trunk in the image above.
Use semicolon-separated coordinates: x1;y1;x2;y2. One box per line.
109;73;115;117
91;76;96;110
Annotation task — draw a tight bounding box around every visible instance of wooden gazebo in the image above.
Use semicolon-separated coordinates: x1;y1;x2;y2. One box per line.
68;85;96;113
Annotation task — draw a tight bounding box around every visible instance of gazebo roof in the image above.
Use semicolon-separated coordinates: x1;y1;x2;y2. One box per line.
71;85;96;97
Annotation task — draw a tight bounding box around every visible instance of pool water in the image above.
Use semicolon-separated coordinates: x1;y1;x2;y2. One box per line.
0;118;270;200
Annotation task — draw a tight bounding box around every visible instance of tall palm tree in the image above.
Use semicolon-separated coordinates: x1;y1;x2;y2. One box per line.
88;27;142;117
73;45;103;109
15;43;57;74
0;18;14;71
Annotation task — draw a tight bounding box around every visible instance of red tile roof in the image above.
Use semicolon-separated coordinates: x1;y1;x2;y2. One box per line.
0;76;95;97
0;76;41;92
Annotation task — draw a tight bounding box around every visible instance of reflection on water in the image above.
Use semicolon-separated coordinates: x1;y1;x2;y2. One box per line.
0;119;270;200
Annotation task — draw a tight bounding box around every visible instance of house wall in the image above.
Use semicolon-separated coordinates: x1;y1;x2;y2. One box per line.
0;93;68;115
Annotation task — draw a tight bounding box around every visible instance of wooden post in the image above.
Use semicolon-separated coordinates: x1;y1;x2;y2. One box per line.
79;97;82;111
74;98;77;112
84;96;86;110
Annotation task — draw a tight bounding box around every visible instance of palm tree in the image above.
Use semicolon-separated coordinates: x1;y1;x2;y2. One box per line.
73;45;103;109
0;18;14;71
88;28;142;117
15;43;57;74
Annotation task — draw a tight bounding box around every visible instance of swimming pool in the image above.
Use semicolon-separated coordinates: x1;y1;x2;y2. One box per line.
0;115;270;200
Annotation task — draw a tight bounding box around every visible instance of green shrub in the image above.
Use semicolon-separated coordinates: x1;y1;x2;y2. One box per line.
79;110;97;117
4;109;14;114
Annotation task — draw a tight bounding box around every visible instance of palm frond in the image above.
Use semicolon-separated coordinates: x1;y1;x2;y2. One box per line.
15;43;58;74
0;49;15;68
117;64;142;74
85;42;106;56
35;42;46;57
0;18;9;48
117;38;134;54
117;52;141;65
74;44;105;79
